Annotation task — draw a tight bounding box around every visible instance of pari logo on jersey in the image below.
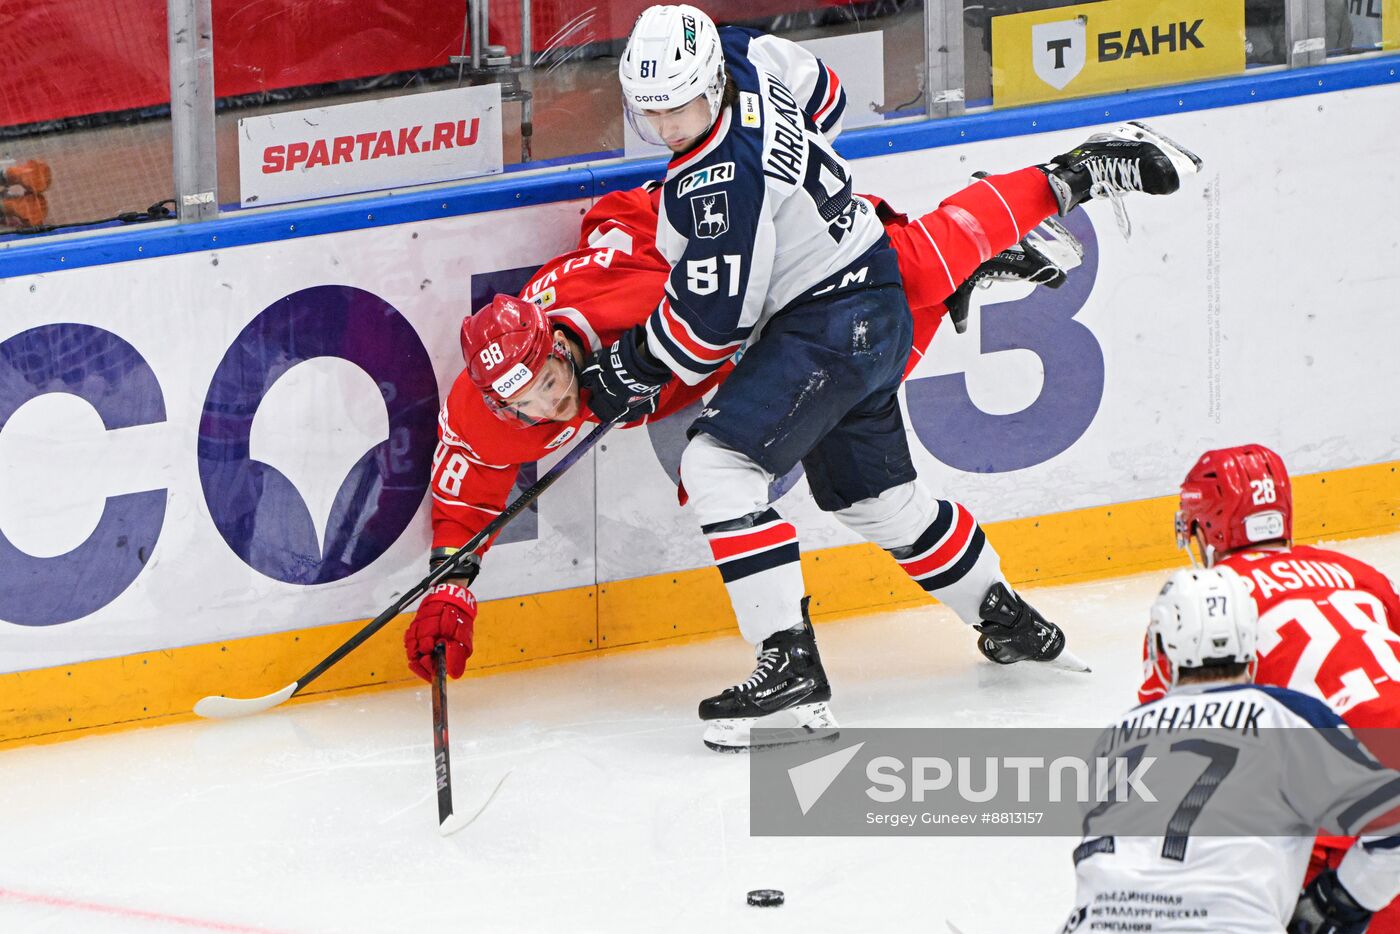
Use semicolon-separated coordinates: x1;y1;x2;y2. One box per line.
690;191;730;239
677;161;734;196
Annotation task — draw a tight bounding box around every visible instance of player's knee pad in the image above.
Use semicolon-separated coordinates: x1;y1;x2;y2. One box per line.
679;432;774;527
833;480;939;551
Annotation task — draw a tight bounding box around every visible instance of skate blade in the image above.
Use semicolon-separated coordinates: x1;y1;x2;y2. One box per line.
1123;120;1204;175
702;702;840;754
1027;216;1085;267
1045;647;1092;673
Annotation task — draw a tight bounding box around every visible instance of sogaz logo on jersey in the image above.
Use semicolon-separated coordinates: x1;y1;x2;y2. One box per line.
545;426;577;450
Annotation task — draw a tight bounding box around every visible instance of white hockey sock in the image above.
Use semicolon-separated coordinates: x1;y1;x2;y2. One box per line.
703;508;805;644
835;482;1005;626
894;501;1005;624
682;433;806;644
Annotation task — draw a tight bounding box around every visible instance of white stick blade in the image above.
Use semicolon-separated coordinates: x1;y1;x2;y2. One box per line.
193;683;298;719
438;812;471;838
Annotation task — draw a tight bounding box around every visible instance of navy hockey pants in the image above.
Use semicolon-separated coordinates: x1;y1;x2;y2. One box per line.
687;281;916;512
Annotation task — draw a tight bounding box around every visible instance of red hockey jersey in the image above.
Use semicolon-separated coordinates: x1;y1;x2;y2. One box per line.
1140;545;1400;726
430;168;1060;555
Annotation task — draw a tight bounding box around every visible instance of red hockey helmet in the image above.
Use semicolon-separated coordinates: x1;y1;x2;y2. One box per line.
1176;444;1293;565
460;294;574;425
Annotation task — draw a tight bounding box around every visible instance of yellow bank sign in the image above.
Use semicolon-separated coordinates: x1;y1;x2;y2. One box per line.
992;0;1245;108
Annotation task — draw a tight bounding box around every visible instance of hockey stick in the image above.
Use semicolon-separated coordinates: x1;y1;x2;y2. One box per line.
430;643;464;835
429;642;511;836
194;419;615;719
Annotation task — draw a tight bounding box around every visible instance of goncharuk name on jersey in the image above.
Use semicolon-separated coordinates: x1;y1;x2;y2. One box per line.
1103;698;1264;754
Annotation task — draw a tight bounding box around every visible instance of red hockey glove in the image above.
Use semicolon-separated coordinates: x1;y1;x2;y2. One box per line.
405;583;478;683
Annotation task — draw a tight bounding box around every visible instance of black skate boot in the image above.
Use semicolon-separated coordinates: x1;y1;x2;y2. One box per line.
944;229;1070;334
944;171;1086;334
699;597;838;752
1039;121;1202;237
975;583;1089;671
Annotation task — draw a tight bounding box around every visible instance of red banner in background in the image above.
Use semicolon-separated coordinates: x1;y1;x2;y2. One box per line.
3;0;845;128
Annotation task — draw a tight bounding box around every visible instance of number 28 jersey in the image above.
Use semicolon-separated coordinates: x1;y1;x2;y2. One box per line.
1141;545;1400;727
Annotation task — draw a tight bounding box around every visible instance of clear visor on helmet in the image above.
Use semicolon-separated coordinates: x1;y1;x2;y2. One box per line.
624;70;725;149
484;342;579;428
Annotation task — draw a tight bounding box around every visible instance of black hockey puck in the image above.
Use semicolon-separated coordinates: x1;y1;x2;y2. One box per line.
747;889;784;907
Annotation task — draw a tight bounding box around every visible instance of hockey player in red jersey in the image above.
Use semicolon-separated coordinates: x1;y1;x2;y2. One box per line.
407;12;1198;749
404;163;1068;685
1139;443;1400;932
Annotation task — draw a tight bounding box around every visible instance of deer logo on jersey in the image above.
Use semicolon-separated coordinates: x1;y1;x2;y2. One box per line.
691;191;729;239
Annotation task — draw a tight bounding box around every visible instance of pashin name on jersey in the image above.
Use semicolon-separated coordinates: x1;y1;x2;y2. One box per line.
1242;556;1357;599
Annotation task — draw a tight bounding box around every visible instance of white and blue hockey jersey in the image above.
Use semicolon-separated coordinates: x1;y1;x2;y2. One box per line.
1065;683;1400;932
643;28;899;385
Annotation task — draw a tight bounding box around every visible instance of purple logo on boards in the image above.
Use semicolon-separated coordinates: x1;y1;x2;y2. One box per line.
198;286;437;584
0;325;167;626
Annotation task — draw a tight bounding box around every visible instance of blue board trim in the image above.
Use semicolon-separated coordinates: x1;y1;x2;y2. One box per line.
2;56;1396;279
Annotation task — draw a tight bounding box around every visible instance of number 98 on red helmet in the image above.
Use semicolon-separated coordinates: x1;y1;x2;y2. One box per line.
460;294;578;426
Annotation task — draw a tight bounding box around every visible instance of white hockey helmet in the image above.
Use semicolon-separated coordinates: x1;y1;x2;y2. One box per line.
1147;567;1258;688
619;5;726;146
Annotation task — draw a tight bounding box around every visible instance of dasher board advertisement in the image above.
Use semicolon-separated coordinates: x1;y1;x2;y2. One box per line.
239;85;504;208
991;0;1244;109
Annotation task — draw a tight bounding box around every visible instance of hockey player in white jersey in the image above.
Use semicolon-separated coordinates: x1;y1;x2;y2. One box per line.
585;4;1201;752
1064;567;1400;933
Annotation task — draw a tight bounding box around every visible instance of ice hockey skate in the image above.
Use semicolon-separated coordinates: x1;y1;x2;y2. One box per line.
975;583;1090;672
699;598;839;753
943;212;1085;334
1041;120;1203;238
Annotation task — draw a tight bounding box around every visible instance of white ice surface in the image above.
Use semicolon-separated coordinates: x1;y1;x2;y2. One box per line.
5;533;1400;934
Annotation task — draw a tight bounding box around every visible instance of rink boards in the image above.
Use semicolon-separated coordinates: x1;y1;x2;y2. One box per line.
2;62;1399;743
